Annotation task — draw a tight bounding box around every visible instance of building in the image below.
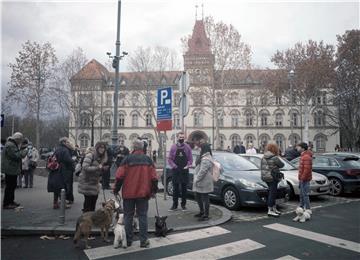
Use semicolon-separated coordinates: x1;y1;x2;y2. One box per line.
69;19;339;153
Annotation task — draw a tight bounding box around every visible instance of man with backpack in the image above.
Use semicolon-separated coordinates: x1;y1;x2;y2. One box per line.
168;132;193;211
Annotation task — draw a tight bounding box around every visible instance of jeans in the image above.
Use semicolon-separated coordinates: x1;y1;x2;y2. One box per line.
123;198;149;244
299;181;311;209
102;169;110;188
267;181;279;207
3;175;18;207
173;182;187;207
24;168;34;187
195;192;210;217
83;195;98;212
64;173;74;202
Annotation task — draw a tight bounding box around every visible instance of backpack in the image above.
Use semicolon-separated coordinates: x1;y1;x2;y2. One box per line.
46;154;59;171
260;157;273;182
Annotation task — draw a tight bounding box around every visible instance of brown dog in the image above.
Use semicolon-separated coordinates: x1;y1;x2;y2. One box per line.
73;199;117;249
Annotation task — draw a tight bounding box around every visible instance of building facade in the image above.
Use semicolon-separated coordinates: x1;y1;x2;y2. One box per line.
69;19;339;153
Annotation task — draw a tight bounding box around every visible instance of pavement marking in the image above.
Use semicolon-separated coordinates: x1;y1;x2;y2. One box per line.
264;223;360;253
275;255;301;260
84;226;231;260
156;239;265;260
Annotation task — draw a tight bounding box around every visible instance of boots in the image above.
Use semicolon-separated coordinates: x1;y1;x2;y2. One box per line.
267;207;279;217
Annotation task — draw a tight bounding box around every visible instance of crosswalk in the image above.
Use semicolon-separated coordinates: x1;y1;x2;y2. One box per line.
84;224;360;260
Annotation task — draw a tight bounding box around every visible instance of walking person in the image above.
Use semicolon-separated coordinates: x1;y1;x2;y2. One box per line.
193;143;214;221
168;132;193;211
260;143;284;217
246;143;257;154
296;142;313;214
24;142;39;188
53;137;76;209
2;132;28;209
113;139;158;248
78;142;109;212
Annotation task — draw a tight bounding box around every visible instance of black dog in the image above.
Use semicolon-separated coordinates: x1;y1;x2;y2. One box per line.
154;216;173;237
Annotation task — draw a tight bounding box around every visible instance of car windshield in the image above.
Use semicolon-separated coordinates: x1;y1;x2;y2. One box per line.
214;153;259;171
279;157;297;170
340;158;360;169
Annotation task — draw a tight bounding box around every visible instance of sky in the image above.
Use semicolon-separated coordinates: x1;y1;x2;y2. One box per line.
1;0;359;102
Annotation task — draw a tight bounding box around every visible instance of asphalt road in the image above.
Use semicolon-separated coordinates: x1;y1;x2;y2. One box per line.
1;197;359;260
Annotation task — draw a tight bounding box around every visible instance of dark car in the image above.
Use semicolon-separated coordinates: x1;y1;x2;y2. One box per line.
39;148;54;160
291;154;360;196
162;151;290;210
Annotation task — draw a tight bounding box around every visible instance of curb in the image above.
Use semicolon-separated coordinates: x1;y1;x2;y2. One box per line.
1;204;232;237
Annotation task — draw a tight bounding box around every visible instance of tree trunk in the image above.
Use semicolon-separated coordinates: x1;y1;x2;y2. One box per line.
36;98;40;149
304;99;310;144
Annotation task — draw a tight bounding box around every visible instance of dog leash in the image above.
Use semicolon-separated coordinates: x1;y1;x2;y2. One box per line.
154;195;160;217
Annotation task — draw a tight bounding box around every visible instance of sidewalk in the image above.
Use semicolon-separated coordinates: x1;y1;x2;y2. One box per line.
1;173;231;236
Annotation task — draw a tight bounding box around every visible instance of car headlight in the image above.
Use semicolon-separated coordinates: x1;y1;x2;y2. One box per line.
278;179;288;188
310;180;317;185
238;178;263;189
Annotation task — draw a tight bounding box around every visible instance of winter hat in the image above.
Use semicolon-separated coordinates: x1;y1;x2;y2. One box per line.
298;142;308;150
12;132;23;140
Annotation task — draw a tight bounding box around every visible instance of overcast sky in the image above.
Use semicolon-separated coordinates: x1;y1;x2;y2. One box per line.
1;0;359;100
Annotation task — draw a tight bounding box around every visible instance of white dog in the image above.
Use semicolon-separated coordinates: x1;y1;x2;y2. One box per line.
293;207;312;222
113;213;127;249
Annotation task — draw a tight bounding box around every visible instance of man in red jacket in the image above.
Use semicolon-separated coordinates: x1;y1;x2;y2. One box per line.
113;139;158;248
296;142;313;211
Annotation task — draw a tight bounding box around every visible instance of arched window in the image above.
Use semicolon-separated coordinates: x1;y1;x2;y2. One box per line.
245;111;253;126
131;113;139;127
291;112;298;127
289;133;301;146
275;113;283;126
104;113;112;127
314;111;326;127
193;111;204;127
80;112;91;127
231;110;240;127
274;134;285;152
314;134;327;152
119;113;125;127
79;134;90;148
245;134;255;147
259;134;270;152
101;133;111;143
129;133;139;141
118;133;126;146
230;134;241;149
261;114;268;126
145;113;152;127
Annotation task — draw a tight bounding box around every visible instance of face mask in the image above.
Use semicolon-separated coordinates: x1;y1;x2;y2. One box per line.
178;139;184;144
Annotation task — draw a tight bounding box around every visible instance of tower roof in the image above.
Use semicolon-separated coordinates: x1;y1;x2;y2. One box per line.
71;59;109;81
186;20;211;55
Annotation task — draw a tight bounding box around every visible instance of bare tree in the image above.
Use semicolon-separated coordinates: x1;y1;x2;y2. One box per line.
7;41;58;149
270;40;336;143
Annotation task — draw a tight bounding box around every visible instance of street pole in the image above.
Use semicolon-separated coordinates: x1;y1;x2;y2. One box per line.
180;72;185;133
163;132;167;200
111;0;122;146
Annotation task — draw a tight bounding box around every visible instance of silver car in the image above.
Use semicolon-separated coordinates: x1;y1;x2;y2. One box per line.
240;154;330;197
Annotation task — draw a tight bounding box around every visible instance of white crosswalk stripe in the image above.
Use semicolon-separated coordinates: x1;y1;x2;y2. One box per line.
274;255;301;260
84;226;231;260
157;239;265;260
264;223;360;253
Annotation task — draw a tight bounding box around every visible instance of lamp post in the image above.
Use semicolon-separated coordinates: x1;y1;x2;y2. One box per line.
288;69;295;145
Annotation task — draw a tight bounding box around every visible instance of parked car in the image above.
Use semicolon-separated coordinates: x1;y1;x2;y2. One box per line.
161;151;290;210
240;154;329;198
291;154;360;196
323;152;360;159
39;148;54;160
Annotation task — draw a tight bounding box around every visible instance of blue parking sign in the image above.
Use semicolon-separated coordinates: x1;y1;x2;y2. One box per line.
157;87;172;120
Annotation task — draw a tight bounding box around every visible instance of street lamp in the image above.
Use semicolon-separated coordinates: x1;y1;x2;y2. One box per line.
288;69;295;145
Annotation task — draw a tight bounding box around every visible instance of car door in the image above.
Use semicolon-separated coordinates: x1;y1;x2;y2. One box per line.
312;156;331;177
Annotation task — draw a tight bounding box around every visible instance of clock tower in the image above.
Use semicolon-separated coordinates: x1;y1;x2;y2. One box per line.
184;19;214;86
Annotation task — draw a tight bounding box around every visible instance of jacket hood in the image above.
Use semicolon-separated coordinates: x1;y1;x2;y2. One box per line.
264;151;275;159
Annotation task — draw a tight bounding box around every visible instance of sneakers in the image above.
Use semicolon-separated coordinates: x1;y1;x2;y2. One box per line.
273;207;281;215
194;213;203;218
168;205;178;211
267;209;280;218
140;239;150;248
181;205;187;211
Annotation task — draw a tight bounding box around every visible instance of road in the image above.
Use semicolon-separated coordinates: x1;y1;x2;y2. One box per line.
1;197;360;260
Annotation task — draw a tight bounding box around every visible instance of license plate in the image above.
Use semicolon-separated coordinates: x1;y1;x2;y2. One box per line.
319;187;328;191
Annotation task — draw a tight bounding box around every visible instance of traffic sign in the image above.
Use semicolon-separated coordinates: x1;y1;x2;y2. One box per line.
179;95;189;117
178;71;190;93
157;87;172;131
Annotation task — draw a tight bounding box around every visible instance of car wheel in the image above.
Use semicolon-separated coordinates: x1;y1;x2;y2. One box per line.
166;178;174;196
222;186;240;210
329;178;343;196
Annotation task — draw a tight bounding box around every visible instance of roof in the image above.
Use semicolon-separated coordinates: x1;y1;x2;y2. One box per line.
71;59;109;81
186;19;211;55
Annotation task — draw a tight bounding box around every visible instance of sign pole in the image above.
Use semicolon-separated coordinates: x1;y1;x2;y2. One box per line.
163;131;167;200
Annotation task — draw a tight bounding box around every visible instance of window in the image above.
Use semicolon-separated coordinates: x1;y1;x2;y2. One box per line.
216;93;224;106
132;113;138;127
192;92;204;105
245;135;254;147
217;112;224;127
231;113;240;127
259;135;270;151
275;96;282;105
118;134;126;146
104;114;111;127
246;94;253;105
119;113;125;127
291;112;298;127
119;93;126;107
261;114;268;126
246;111;253;126
260;96;267;106
145;113;152;127
314;111;326;127
78;93;92;107
231;134;241;149
80;135;89;148
194;111;203;127
173;113;180;129
315;135;326;152
289;134;300;146
106;94;112;107
275;134;285;152
231;92;239;105
275;113;283;126
80;113;90;127
132;93;140;106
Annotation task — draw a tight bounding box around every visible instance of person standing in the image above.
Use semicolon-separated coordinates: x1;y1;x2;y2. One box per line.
78;142;109;212
284;144;300;161
193;143;214;221
260;143;284;217
239;141;246;154
54;137;75;208
296;142;313;213
233;144;241;154
2;132;28;209
113;142;130;167
17;138;29;188
168;132;193;211
113;139;158;248
246;143;257;154
101;144;113;190
24;142;39;188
